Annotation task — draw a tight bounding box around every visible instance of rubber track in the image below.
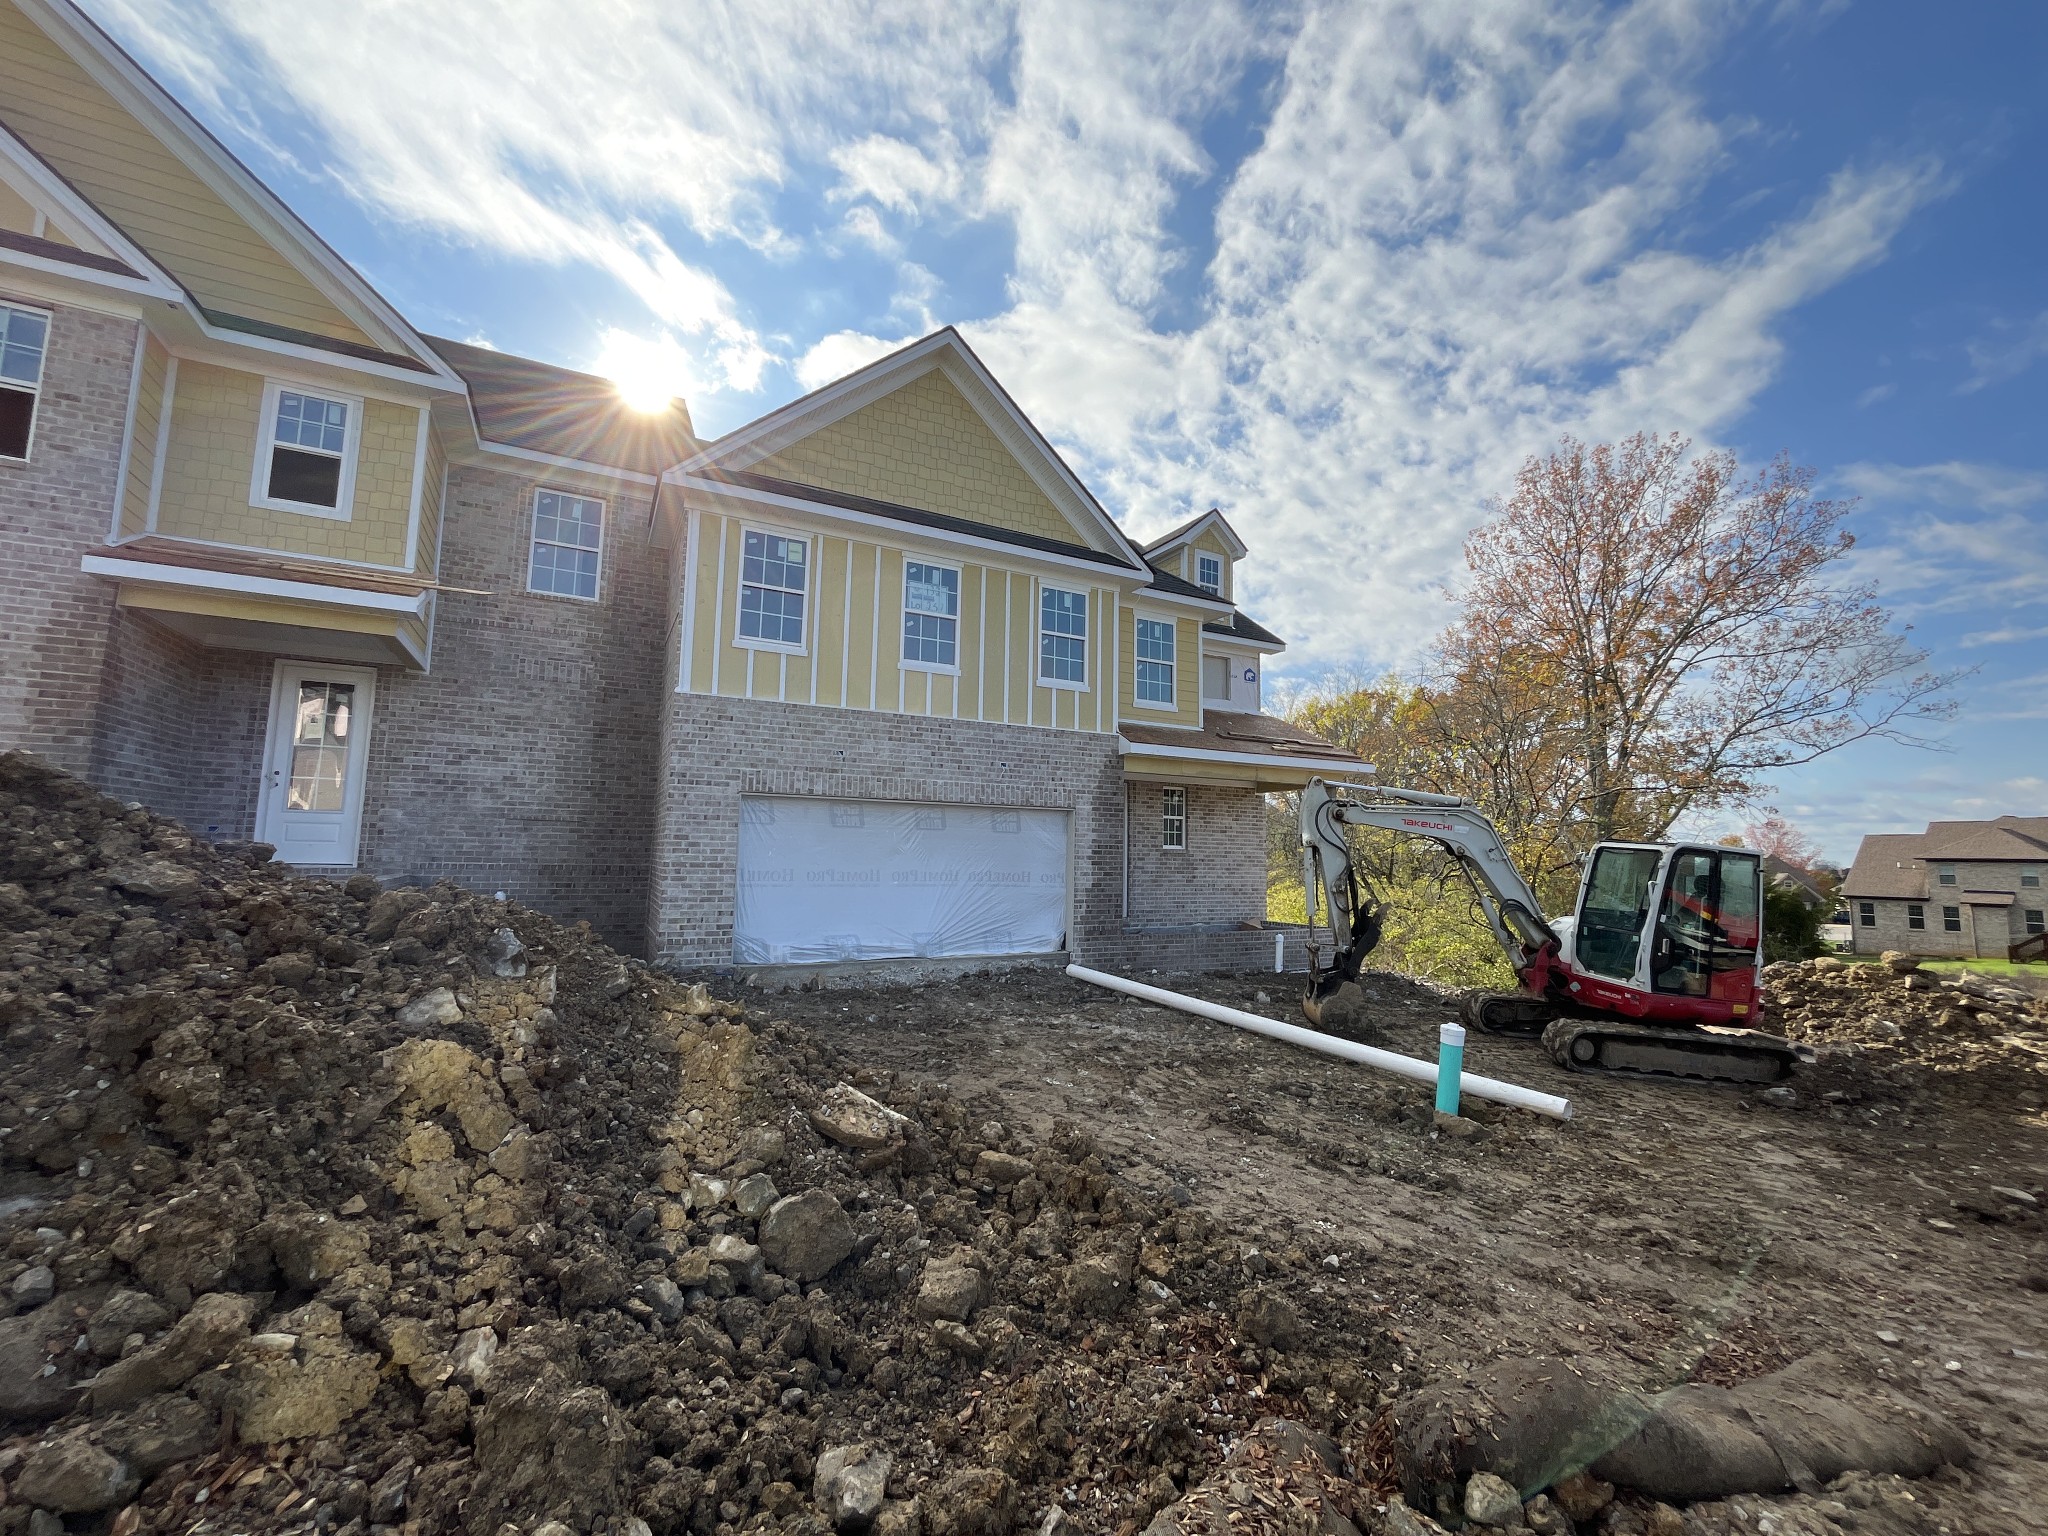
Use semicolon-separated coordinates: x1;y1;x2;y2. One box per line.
1542;1017;1803;1084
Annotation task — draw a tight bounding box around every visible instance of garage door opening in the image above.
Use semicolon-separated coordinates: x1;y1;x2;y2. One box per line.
734;797;1070;965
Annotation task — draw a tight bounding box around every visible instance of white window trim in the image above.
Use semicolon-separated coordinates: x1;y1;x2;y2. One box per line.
526;487;606;604
1161;785;1187;851
1936;863;1958;886
0;298;52;465
2022;868;2042;888
1200;649;1234;704
1131;611;1179;712
734;522;815;656
1037;580;1089;691
900;555;963;676
249;377;363;520
1195;552;1223;595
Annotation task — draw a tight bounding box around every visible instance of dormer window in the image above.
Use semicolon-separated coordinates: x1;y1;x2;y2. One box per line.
253;381;360;517
1196;553;1222;594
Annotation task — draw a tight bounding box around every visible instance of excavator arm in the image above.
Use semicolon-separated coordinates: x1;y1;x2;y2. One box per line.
1297;778;1568;1015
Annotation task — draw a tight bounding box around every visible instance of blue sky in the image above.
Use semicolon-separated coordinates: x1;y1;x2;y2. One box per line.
91;0;2046;862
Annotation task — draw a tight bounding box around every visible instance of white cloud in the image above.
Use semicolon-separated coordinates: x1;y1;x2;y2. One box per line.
93;0;1952;677
1961;623;2048;648
794;331;913;392
1960;309;2048;394
1832;464;2048;623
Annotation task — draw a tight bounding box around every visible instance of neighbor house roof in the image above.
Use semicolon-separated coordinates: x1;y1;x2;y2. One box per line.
1921;820;2048;861
1841;834;1932;900
429;335;699;476
1119;710;1364;768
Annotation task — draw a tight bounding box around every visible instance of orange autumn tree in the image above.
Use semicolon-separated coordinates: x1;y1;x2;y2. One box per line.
1444;432;1956;847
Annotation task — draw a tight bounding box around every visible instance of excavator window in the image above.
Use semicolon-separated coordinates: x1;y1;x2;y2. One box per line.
1577;846;1664;981
1651;850;1761;998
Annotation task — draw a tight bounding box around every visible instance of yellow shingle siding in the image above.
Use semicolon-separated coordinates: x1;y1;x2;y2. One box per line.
751;368;1089;548
1119;610;1202;729
154;360;414;566
0;2;377;346
683;505;1115;732
117;331;168;538
414;421;447;578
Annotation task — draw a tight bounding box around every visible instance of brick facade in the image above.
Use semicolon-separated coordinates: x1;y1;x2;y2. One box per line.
1124;781;1267;927
1850;885;2045;959
0;299;138;775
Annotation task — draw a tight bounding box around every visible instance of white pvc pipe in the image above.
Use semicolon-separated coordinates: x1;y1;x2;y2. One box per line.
1273;931;1285;973
1066;964;1574;1121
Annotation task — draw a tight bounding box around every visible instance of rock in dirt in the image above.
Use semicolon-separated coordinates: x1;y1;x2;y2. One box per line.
1241;1290;1305;1351
925;1468;1019;1536
220;1300;380;1443
89;1291;253;1410
1065;1252;1134;1317
1463;1471;1524;1528
13;1430;140;1513
815;1442;893;1530
85;1290;171;1358
1550;1471;1615;1521
11;1262;54;1308
759;1188;856;1281
916;1254;988;1322
811;1082;913;1149
97;1393;217;1476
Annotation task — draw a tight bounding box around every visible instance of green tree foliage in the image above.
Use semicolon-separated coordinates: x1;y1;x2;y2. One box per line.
1762;882;1827;963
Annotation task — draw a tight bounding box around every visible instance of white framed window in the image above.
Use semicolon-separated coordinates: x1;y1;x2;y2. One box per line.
528;489;604;600
1038;585;1087;687
0;301;51;463
1942;905;1962;933
737;527;810;651
1161;786;1186;850
1856;901;1874;927
1134;616;1176;706
2022;868;2041;889
1196;552;1222;594
1201;653;1232;702
2027;908;2044;935
902;559;961;671
1907;903;1925;931
1936;863;1957;886
250;379;361;517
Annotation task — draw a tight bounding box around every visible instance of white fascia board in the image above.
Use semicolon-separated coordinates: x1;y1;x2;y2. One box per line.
1116;738;1367;774
80;553;428;616
173;316;467;395
675;474;1145;583
468;434;659;486
0;243;173;300
0;121;185;299
1139;585;1236;616
22;0;463;388
1202;628;1286;654
0;265;147;319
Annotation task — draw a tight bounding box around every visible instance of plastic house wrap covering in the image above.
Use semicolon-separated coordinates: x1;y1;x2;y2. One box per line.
734;796;1070;964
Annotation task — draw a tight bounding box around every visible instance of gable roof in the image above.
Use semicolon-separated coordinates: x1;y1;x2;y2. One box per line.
1921;820;2048;861
2;0;460;385
429;334;698;477
1841;833;1931;900
1141;507;1248;561
1138;559;1233;609
672;328;1148;574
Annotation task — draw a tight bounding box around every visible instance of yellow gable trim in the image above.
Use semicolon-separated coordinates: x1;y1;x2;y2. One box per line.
0;1;376;347
749;367;1097;550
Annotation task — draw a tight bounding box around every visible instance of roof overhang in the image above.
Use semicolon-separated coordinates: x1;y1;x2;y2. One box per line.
1119;736;1371;791
0;119;183;300
1141;507;1249;561
675;473;1145;582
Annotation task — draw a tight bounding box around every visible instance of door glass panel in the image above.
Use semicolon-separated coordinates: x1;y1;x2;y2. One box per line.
287;682;354;811
1651;849;1761;998
1577;846;1664;980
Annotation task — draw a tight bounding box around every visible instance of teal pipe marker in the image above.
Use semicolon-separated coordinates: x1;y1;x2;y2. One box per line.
1435;1022;1466;1116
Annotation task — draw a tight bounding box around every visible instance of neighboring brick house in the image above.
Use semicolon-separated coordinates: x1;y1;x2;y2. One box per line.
1842;818;2048;959
0;0;1360;969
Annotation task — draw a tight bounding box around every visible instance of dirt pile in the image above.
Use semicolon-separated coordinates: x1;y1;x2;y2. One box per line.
1763;956;2048;1079
0;753;1391;1536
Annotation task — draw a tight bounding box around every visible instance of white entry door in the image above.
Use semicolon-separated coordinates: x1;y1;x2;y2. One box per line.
255;661;377;867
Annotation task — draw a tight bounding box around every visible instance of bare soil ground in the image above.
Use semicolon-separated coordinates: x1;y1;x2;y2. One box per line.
740;965;2048;1532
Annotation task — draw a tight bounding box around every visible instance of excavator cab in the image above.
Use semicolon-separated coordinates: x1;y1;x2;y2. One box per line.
1566;843;1763;1023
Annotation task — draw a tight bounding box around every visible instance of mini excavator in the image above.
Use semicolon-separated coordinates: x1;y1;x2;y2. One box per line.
1297;778;1804;1083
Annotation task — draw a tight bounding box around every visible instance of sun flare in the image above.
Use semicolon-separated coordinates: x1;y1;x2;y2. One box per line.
595;328;694;414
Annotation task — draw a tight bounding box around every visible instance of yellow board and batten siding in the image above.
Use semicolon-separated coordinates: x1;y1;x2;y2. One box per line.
0;2;376;347
152;360;418;568
684;507;1116;733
